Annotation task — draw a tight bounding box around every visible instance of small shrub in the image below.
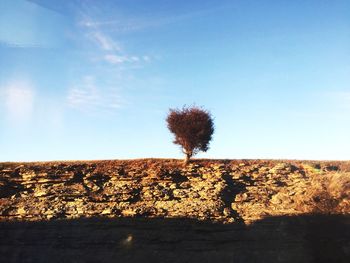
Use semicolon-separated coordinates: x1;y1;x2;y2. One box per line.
166;106;214;164
297;172;350;214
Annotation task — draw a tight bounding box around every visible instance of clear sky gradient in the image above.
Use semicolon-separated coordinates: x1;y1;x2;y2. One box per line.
0;0;349;161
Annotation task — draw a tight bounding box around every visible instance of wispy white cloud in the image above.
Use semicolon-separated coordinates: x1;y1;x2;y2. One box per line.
78;5;228;33
78;11;152;66
103;54;151;65
87;31;121;51
67;76;123;113
0;80;35;122
104;54;128;64
83;28;152;66
79;19;142;33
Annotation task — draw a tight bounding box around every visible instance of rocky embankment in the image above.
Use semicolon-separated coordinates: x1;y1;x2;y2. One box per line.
0;159;349;223
0;159;350;263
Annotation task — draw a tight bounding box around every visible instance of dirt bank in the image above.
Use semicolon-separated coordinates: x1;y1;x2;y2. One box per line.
0;159;349;262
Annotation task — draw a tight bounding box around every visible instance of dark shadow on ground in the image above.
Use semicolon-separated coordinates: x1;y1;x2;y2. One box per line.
0;214;349;263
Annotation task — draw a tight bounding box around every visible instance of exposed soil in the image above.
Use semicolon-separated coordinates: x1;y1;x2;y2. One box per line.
0;159;349;262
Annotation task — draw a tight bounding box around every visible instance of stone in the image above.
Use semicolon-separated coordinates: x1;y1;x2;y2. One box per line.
101;208;111;215
34;191;47;197
17;207;26;215
0;160;348;225
223;207;232;216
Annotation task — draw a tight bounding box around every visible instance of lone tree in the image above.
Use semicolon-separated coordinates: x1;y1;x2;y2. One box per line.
166;106;214;164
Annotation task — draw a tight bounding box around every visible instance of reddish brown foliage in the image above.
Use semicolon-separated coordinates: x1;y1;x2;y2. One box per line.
166;106;214;163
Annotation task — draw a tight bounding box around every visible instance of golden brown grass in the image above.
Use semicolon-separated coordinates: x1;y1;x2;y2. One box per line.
295;171;350;214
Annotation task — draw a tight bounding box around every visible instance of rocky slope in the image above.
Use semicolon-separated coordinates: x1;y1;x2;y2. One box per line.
0;159;349;262
0;159;349;223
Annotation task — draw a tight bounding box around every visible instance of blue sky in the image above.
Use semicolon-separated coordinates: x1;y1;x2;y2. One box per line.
0;0;349;161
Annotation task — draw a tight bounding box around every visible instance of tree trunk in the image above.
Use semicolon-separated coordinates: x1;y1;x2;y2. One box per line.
184;152;191;165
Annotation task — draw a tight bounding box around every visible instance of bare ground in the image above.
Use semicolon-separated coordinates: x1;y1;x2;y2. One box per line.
0;159;349;262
